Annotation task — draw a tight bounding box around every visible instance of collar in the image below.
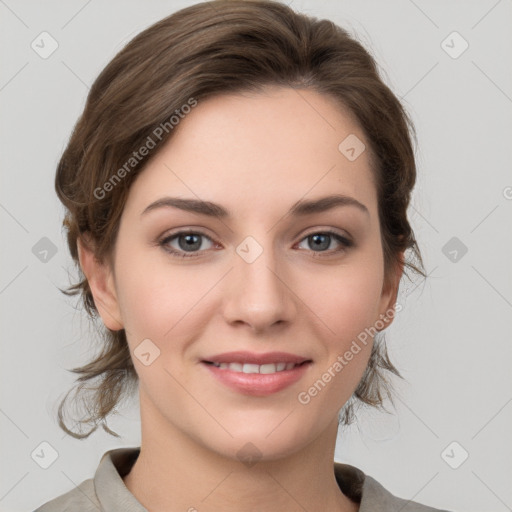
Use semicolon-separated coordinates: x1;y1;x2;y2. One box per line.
93;446;431;512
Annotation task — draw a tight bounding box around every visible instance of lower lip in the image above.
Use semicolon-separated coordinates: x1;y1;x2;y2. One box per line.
202;362;312;396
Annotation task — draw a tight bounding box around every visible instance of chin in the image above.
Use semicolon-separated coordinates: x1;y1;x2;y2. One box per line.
201;415;319;464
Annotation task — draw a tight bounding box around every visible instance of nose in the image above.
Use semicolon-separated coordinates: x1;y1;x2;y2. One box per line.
222;239;297;334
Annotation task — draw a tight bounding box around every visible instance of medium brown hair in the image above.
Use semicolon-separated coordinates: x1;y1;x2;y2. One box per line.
55;0;425;438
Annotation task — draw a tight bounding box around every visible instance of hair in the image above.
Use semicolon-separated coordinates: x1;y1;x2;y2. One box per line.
55;0;426;439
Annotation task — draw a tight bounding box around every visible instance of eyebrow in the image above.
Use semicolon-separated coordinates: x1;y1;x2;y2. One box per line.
140;194;369;218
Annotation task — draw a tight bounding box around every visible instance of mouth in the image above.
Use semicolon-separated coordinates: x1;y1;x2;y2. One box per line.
202;360;310;374
200;352;313;396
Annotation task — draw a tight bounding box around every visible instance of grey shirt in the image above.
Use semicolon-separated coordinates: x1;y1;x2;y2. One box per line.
34;447;452;511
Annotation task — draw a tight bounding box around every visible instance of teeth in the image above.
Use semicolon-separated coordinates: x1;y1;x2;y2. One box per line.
210;362;302;374
243;363;260;374
259;363;277;374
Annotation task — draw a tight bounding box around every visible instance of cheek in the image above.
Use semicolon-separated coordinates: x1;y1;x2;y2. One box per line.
117;274;172;340
114;257;202;396
114;244;203;338
293;255;384;398
295;269;382;414
300;259;385;345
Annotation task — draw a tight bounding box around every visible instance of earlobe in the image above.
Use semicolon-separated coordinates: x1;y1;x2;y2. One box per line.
77;236;124;331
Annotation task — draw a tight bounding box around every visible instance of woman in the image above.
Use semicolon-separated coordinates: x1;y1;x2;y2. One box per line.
35;1;452;510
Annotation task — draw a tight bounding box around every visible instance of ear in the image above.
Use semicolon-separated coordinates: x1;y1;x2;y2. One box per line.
376;252;405;330
77;235;124;331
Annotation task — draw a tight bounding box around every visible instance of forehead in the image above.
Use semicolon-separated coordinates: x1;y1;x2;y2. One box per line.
124;86;377;219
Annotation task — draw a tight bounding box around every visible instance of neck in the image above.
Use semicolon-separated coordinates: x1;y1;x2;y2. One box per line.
123;397;358;512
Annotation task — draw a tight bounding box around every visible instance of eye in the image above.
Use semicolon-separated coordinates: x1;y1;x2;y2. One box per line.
296;230;353;258
158;229;353;259
159;231;216;259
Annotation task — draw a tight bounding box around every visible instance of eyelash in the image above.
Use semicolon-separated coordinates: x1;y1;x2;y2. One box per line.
158;229;353;260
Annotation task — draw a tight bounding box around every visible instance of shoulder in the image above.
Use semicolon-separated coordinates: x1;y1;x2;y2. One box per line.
361;473;453;511
33;447;143;512
33;477;99;512
334;462;454;512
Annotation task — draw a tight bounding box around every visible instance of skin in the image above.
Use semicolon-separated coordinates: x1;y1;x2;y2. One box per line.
78;85;402;512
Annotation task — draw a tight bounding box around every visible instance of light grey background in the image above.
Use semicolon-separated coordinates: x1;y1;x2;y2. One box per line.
1;1;511;511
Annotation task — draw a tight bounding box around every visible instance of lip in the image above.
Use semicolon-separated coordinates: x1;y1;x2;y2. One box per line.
201;351;313;396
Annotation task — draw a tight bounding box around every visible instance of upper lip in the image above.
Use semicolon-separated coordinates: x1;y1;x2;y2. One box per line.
202;351;312;365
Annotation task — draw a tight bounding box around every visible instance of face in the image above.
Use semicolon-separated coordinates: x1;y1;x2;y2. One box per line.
80;85;400;462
